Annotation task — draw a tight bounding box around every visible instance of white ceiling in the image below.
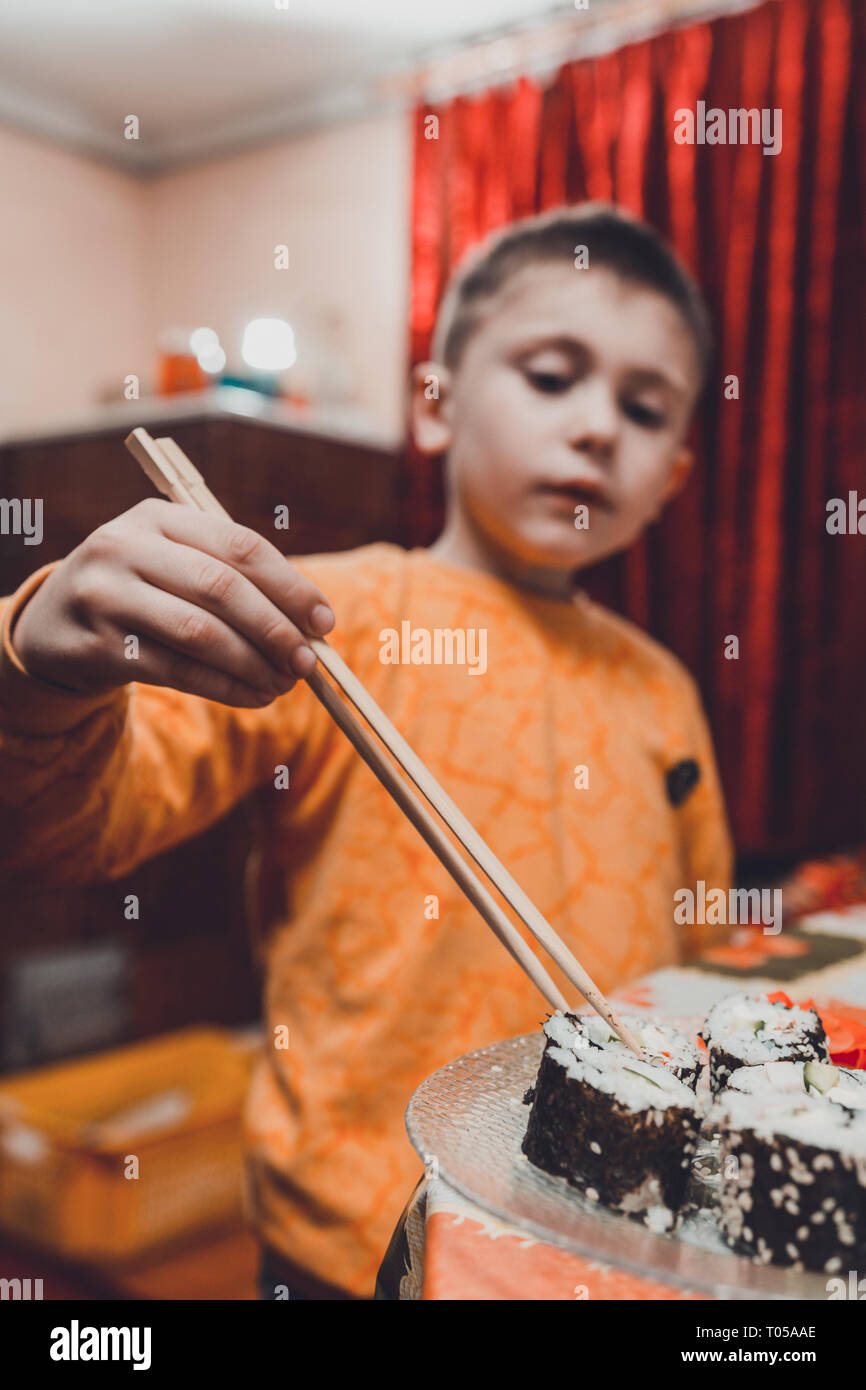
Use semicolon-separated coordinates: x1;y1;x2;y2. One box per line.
0;0;578;173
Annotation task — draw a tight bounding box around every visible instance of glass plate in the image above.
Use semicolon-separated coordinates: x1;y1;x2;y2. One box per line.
405;1022;833;1300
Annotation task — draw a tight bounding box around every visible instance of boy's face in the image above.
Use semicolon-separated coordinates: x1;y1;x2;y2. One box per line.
413;263;702;578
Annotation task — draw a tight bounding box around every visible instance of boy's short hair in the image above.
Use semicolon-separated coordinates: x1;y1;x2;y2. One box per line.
431;202;713;388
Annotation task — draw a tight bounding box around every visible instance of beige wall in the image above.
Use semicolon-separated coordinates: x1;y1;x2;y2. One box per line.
144;114;412;442
0;126;147;435
0;112;412;443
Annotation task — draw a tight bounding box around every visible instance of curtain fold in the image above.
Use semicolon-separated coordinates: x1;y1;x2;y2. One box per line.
405;0;866;858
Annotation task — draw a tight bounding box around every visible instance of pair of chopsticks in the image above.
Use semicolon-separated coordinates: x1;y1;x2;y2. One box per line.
124;427;644;1057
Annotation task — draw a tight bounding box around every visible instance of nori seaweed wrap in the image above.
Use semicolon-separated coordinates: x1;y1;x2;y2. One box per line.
522;1044;703;1232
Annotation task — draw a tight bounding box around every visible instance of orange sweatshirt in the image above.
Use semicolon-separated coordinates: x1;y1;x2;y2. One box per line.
0;543;732;1296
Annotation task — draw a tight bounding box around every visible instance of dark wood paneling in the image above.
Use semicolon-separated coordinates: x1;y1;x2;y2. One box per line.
0;413;403;1070
0;415;402;593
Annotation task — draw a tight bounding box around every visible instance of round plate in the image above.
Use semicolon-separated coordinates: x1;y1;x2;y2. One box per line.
405;1026;833;1300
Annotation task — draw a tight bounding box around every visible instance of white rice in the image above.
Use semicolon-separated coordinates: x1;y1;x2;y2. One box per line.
546;1045;702;1115
543;1010;699;1072
710;1085;866;1156
725;1060;866;1112
701;992;827;1063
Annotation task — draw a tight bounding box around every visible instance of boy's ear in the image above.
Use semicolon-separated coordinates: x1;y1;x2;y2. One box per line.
410;360;453;455
651;447;693;518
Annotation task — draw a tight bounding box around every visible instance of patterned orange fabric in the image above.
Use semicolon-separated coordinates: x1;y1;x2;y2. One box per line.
0;543;733;1296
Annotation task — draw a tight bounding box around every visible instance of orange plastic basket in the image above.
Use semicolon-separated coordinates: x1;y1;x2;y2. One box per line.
0;1027;258;1262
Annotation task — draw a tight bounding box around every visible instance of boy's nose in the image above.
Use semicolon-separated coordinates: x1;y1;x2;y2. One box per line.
566;378;619;457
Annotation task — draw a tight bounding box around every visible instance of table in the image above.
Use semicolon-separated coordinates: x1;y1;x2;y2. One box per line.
378;906;866;1300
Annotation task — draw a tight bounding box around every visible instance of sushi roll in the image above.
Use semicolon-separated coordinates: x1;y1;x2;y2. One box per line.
699;992;829;1094
522;1045;703;1232
711;1085;866;1272
526;1010;702;1091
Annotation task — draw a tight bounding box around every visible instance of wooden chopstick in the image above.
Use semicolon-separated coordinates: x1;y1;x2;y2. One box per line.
124;427;644;1055
306;656;572;1011
127;430;567;1011
307;638;637;1033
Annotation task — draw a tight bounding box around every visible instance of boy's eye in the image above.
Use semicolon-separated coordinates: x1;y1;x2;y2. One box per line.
624;400;667;429
525;369;571;394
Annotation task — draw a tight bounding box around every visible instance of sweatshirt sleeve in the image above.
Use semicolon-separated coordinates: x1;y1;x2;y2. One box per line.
0;561;322;886
672;672;736;961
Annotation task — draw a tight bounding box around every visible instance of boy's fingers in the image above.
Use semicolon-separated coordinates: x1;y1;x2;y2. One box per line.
128;639;283;709
138;500;336;637
126;533;320;679
111;581;299;697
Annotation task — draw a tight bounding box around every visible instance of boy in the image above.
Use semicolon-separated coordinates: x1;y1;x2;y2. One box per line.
0;204;733;1298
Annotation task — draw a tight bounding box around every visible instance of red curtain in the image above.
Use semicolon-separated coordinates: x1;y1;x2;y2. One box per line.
405;0;866;860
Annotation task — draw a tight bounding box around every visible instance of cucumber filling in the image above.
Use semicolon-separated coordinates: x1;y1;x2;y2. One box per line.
803;1060;840;1095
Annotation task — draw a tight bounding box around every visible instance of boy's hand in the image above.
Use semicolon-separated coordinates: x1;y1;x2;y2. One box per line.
11;498;336;708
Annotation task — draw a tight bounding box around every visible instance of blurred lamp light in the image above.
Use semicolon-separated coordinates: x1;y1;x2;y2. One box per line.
197;345;227;375
190;327;220;355
241;318;296;372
